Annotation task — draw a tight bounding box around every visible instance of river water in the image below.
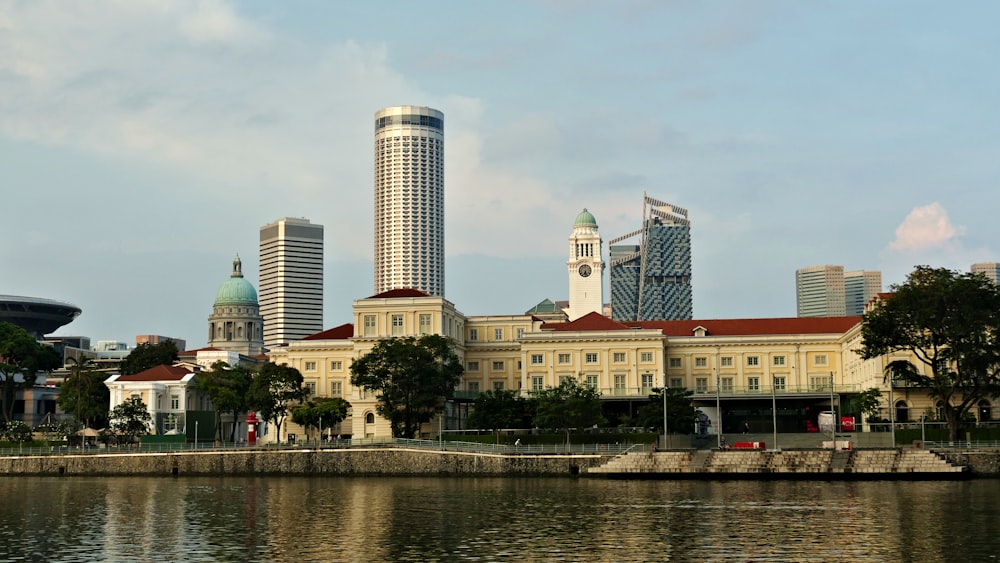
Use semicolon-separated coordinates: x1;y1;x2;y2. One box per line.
1;476;998;562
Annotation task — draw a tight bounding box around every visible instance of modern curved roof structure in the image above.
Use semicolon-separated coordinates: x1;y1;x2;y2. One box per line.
0;295;81;338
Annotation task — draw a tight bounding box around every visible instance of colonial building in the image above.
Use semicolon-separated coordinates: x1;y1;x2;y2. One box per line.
208;256;265;356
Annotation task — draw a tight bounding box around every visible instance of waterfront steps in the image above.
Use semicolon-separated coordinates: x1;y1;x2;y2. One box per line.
588;448;968;477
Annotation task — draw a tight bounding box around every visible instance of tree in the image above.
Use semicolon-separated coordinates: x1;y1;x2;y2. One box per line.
59;357;110;430
109;397;152;446
860;266;1000;441
118;341;179;376
291;397;351;441
532;378;605;446
636;387;699;435
467;389;528;443
855;387;883;424
197;361;252;442
0;322;62;423
350;334;463;438
247;362;308;443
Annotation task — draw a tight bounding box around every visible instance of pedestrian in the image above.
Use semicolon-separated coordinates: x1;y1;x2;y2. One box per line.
514;438;522;447
742;420;750;434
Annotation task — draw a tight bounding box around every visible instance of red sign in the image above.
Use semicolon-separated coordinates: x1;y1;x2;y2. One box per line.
840;416;855;431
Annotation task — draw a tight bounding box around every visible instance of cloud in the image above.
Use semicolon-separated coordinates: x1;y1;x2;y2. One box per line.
888;202;965;252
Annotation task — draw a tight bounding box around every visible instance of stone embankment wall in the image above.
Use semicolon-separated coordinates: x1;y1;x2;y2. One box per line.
0;448;608;477
938;451;1000;476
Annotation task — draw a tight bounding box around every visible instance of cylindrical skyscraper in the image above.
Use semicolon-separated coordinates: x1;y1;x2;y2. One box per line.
374;105;445;296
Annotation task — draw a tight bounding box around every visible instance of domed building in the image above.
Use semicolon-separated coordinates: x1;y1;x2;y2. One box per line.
208;256;265;355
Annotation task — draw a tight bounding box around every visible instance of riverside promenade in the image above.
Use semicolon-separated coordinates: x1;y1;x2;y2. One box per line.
2;439;998;478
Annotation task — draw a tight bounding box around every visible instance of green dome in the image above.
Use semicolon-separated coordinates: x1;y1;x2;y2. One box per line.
214;256;259;306
574;208;597;228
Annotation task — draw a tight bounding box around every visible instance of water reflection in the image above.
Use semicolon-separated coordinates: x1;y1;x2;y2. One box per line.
0;477;998;561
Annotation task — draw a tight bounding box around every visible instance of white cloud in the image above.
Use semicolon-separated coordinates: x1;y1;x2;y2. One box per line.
888;202;965;252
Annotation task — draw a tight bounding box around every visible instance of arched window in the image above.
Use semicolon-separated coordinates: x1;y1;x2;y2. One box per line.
979;400;992;422
895;400;909;423
366;412;375;424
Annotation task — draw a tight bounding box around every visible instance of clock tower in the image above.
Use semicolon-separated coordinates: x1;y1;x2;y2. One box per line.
566;208;605;321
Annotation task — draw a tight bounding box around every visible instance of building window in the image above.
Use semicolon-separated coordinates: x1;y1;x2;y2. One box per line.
363;315;376;337
467;361;480;371
585;353;599;364
391;314;404;336
468;381;480;393
669;377;683;389
774;376;786;391
494;328;504;341
695;377;708;393
330;360;343;371
305;381;317;396
493;381;505;391
669;357;682;369
748;377;760;392
586;374;599;388
531;354;544;365
641;374;654;390
469;328;479;341
492;361;504;372
721;377;734;392
773;355;786;366
613;352;627;364
304;361;317;371
330;381;343;397
810;376;830;391
559;375;573;385
640;352;654;363
614;374;626;391
170;395;179;410
747;356;759;367
516;328;525;339
531;376;544;391
720;356;733;367
418;314;432;335
815;354;828;366
558;353;571;365
694;357;707;368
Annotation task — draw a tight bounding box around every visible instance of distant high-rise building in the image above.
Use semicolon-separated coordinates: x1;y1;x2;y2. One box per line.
374;106;445;297
796;265;846;317
135;334;187;352
565;209;605;321
971;262;1000;285
259;217;324;348
609;194;692;321
844;270;882;316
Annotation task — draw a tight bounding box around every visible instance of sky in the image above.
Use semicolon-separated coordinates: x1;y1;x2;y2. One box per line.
3;1;1000;349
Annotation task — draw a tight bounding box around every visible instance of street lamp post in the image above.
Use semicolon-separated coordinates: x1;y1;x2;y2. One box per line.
195;420;199;450
715;370;722;449
772;374;778;451
829;372;836;449
662;379;670;450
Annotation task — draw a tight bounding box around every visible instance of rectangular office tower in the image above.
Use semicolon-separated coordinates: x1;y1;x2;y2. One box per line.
374;106;445;296
844;270;882;316
609;194;692;321
259;217;324;349
972;262;1000;284
796;265;846;317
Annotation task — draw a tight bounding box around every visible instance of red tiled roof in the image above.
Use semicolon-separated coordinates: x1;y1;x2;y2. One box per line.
116;364;193;382
302;323;354;340
552;311;632;331
367;288;431;299
543;315;861;337
178;347;223;356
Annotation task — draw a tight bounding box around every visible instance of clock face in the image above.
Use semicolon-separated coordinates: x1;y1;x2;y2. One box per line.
578;264;593;277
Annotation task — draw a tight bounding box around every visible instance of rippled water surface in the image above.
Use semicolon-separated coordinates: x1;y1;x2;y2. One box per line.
1;476;999;562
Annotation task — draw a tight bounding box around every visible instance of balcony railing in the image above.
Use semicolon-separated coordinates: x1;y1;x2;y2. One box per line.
452;383;862;401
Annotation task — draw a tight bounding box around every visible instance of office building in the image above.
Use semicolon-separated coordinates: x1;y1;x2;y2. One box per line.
796;265;846;317
259;217;324;348
374;106;445;297
971;262;1000;285
609;194;692;321
844;270;882;316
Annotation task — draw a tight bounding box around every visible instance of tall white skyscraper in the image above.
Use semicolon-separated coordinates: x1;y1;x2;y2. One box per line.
259;217;324;348
796;265;846;317
374;106;445;296
971;262;1000;284
844;270;882;316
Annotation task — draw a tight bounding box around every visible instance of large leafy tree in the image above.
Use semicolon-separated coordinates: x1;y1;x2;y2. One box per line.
860;266;1000;441
109;397;152;446
291;397;351;441
247;362;309;442
118;341;179;376
0;322;62;423
532;378;605;446
59;357;110;430
198;361;252;442
636;387;699;436
467;389;528;443
350;334;463;438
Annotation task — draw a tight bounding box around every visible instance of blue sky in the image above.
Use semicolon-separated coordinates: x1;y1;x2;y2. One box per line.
3;1;999;347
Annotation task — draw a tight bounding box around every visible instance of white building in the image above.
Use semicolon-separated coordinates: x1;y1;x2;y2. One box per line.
259;217;324;349
971;262;1000;284
796;265;846;317
373;105;445;297
565;209;605;321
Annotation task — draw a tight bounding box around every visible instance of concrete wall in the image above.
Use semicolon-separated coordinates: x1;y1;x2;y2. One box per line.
939;451;1000;476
